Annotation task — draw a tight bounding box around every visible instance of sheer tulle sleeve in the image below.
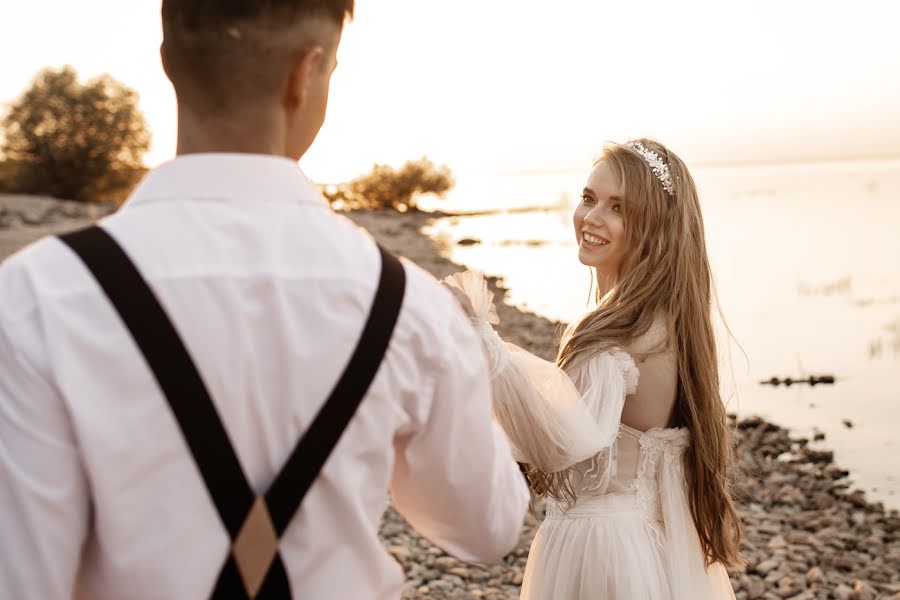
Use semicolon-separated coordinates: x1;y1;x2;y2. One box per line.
442;271;637;474
657;435;737;599
567;348;639;447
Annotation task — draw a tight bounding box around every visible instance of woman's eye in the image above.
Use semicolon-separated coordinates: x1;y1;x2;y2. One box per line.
612;204;622;213
581;195;595;205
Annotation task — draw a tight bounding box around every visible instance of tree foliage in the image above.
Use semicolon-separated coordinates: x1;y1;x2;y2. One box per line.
322;158;454;212
0;66;151;202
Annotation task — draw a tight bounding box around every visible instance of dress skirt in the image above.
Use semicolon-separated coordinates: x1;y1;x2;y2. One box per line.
521;492;673;600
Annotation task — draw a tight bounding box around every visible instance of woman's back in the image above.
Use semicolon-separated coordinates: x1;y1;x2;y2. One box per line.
562;347;687;509
521;349;735;600
620;313;677;432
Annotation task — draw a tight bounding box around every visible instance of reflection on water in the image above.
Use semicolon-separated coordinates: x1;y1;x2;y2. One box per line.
424;160;900;508
870;317;900;360
797;277;852;297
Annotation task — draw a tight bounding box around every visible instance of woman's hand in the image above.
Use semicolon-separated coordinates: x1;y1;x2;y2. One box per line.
442;280;478;318
441;270;500;324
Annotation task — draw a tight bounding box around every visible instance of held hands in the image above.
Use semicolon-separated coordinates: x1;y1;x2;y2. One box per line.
440;270;500;325
441;271;508;379
443;282;479;319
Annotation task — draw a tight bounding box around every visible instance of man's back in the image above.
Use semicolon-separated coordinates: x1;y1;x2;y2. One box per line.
0;154;529;599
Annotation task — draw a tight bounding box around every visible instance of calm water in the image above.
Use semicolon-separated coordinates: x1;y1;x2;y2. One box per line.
421;161;900;508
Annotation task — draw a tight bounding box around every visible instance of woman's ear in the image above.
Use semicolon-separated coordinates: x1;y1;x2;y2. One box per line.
283;46;324;111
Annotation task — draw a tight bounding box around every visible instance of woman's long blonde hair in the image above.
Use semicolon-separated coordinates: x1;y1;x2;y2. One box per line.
543;139;742;567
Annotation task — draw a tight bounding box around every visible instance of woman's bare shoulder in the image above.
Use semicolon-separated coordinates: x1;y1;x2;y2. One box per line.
621;313;677;430
627;311;673;359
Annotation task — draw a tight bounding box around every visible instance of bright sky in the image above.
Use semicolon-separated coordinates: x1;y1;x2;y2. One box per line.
3;0;899;182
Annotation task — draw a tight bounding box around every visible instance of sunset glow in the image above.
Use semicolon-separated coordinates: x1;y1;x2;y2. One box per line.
3;0;899;181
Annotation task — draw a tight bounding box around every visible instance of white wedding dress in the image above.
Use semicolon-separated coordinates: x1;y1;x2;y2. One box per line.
443;272;736;600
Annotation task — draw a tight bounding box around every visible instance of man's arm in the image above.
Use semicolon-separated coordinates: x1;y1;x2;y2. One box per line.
389;300;529;564
0;309;90;598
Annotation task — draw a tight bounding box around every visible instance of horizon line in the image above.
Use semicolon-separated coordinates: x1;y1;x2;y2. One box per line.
452;154;900;179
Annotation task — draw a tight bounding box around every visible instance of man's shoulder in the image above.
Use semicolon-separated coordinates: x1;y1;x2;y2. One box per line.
397;257;463;324
389;258;485;370
325;213;460;322
302;214;479;364
0;233;82;323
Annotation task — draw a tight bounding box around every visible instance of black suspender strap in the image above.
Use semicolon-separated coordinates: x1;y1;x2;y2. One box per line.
59;226;407;599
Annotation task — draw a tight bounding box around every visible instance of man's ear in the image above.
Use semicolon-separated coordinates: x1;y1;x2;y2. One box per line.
160;43;171;79
284;46;325;111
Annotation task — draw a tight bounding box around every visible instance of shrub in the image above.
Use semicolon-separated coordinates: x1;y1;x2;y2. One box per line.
0;66;151;203
322;158;454;212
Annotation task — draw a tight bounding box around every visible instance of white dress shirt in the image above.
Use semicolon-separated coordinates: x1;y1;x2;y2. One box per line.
0;154;529;600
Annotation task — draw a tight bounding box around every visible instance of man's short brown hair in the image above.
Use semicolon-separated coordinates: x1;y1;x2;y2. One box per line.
161;0;354;114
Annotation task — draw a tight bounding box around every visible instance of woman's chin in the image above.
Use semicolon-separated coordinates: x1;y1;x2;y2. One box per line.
577;247;604;268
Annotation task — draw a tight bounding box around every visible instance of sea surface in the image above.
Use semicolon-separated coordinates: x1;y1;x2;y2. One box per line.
419;160;900;509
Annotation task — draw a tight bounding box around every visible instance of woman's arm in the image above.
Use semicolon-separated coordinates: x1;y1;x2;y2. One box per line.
442;271;636;474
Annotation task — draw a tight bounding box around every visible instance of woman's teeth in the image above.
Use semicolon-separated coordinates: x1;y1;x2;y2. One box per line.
583;233;609;247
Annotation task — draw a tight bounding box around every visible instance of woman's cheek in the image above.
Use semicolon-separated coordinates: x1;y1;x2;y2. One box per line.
572;208;585;237
612;216;625;242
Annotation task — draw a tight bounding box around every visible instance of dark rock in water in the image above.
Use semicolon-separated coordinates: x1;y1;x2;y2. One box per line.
804;448;834;464
825;465;850;480
457;237;480;246
760;375;836;387
497;239;548;248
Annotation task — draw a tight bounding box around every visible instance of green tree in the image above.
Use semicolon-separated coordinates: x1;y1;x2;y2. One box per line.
0;66;151;202
323;158;454;212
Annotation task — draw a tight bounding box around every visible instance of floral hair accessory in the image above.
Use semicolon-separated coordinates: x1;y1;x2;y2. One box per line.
628;141;675;196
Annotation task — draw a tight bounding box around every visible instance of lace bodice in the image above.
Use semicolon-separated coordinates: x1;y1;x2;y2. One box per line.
567;423;690;524
557;349;689;524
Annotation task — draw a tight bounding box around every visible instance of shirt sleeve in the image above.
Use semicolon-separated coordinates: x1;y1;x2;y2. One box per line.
388;295;529;565
0;304;90;599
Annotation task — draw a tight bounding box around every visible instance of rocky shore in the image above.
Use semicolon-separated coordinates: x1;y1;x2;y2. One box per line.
347;208;900;600
0;194;115;258
2;196;898;599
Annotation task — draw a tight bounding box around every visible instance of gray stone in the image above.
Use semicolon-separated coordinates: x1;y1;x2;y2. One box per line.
834;584;853;600
755;559;782;576
805;566;825;584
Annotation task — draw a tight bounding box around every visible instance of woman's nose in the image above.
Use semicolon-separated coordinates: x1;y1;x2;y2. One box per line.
584;207;605;228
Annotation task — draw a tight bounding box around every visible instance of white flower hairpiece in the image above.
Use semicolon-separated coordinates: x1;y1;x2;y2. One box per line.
628;141;675;196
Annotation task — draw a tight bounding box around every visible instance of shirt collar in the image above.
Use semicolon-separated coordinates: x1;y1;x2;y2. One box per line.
124;153;328;209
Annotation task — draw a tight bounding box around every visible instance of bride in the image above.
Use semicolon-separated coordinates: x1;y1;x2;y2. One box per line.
445;139;741;599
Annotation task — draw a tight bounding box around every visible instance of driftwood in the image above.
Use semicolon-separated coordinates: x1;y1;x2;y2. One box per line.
760;375;835;387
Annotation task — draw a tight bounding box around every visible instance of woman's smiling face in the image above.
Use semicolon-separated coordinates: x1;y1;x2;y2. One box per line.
573;161;627;279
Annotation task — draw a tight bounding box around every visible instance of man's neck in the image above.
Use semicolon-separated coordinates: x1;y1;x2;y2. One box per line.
175;106;287;157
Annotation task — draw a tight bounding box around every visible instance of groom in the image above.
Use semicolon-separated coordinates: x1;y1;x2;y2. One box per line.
0;1;529;598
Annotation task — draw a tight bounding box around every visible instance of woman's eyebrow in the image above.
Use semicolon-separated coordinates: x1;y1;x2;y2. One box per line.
583;187;622;202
